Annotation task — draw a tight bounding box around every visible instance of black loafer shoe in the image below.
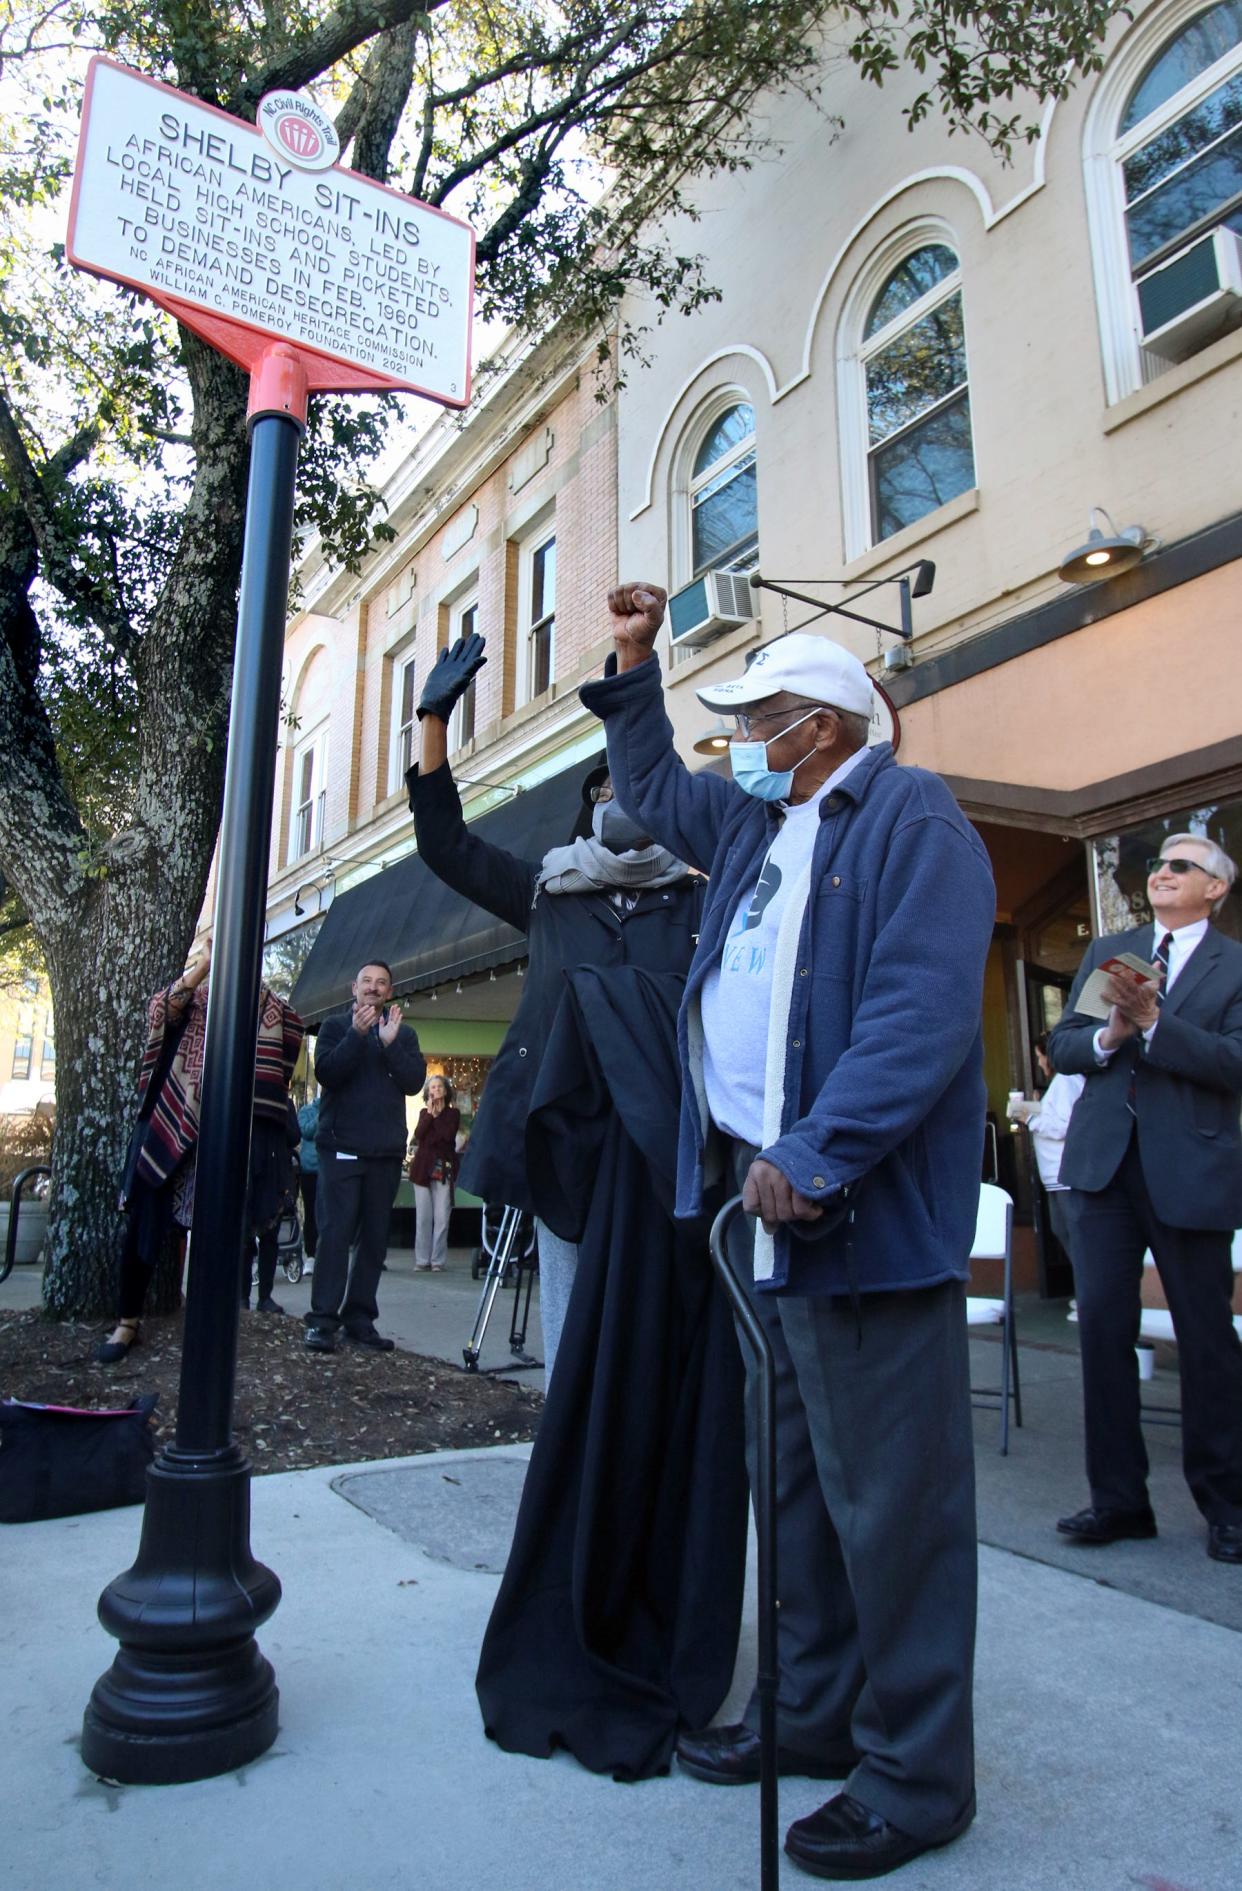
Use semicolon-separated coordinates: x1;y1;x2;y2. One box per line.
256;1296;285;1315
1056;1504;1157;1545
345;1323;395;1351
1208;1522;1242;1563
676;1723;858;1786
304;1324;337;1353
785;1790;974;1881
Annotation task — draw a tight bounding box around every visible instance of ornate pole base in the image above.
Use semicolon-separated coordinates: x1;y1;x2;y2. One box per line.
81;1449;281;1785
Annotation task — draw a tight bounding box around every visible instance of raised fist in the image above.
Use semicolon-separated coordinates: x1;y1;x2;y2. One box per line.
607;582;666;670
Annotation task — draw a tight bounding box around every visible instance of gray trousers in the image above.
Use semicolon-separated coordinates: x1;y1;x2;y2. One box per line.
535;1218;578;1390
725;1144;977;1840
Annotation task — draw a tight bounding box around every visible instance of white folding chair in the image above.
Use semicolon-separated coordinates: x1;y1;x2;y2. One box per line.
965;1182;1021;1455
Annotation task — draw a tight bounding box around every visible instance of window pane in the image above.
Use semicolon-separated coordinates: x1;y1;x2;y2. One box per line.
1125;70;1242;201
298;748;315;800
866;294;967;446
1121;1;1242;133
692;403;755;478
531;624;552;696
400;659;416;725
460;677;476;745
693;453;759;571
460;603;477;640
1126;123;1242;263
865;245;958;338
532;538;555;621
871;393;973;541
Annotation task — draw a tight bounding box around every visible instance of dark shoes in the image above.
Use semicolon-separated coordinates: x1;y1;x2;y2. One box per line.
676;1723;858;1786
304;1324;337;1353
345;1322;395;1352
1208;1522;1242;1564
1056;1504;1157;1545
785;1790;975;1881
256;1296;285;1315
95;1319;141;1365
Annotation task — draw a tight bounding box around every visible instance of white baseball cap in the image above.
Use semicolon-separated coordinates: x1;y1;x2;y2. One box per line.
695;632;874;719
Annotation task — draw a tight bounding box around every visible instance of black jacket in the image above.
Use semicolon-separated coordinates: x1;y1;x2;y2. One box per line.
1049;921;1242;1229
313;1011;426;1160
410;760;702;1211
476;966;747;1779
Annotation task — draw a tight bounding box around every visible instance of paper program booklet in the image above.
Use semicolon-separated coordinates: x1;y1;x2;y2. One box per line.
1073;951;1161;1022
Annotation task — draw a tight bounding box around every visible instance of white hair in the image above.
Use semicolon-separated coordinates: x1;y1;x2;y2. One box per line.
1161;833;1237;915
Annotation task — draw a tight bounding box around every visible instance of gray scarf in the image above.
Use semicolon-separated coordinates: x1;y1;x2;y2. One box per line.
536;835;690;896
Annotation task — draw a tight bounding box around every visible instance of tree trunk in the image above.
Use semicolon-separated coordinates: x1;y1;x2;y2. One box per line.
39;862;210;1318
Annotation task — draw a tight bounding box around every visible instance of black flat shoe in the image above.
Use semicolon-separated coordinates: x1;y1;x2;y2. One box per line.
785;1790;975;1880
676;1722;858;1785
256;1296;285;1315
344;1323;395;1351
1208;1522;1242;1563
95;1320;141;1365
1056;1504;1157;1545
304;1324;337;1353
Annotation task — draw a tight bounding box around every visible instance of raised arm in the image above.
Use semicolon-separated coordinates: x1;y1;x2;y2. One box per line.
578;582;735;874
407;635;538;933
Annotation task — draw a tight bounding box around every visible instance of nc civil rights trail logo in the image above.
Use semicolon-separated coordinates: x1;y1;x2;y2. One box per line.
257;90;340;171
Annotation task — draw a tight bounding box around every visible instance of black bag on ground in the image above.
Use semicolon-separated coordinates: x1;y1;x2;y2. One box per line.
0;1395;158;1523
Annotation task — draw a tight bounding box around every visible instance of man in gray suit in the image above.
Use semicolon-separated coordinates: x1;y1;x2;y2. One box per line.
1049;834;1242;1564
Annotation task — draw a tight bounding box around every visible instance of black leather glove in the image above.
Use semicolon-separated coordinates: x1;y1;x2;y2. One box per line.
417;633;487;722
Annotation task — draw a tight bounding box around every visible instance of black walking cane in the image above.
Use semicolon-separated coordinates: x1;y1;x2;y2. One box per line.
709;1193;779;1891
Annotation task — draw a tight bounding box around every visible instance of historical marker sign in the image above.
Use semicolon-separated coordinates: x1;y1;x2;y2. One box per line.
67;58;474;405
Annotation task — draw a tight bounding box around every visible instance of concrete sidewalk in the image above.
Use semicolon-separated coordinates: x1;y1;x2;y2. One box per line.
6;1437;1242;1891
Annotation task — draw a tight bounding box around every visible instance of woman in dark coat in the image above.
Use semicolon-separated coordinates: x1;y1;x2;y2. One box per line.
407;633;701;1380
408;1074;461;1270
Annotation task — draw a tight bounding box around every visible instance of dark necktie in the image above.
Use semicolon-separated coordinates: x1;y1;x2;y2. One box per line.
1127;931;1174;1113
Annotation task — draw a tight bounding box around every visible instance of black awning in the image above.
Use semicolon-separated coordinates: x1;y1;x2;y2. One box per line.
288;754;602;1024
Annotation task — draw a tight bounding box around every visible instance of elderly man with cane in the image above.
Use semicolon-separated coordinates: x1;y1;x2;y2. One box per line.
579;584;994;1881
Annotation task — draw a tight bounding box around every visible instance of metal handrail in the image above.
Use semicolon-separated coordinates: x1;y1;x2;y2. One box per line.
708;1193;779;1891
1;1164;52;1283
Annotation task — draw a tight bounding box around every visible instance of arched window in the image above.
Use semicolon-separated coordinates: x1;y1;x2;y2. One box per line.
1085;1;1242;400
1117;2;1242;345
860;243;974;543
688;401;758;577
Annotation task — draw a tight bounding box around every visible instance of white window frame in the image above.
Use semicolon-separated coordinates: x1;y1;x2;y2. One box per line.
837;220;974;558
388;648;419;793
291;725;327;860
683;396;759;584
447;591;480;752
517;526;556;705
1084;0;1242;404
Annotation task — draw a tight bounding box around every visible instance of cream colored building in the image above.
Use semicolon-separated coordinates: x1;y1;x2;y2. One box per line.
606;0;1242;1279
254;0;1240;1277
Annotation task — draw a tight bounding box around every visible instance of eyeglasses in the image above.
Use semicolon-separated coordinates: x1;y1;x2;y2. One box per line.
731;704;827;740
1147;856;1212;876
588;783;613;804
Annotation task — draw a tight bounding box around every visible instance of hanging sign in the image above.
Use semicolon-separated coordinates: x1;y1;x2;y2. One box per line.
67;57;474;406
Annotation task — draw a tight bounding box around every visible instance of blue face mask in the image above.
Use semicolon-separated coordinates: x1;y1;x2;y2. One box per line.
729;709;819;802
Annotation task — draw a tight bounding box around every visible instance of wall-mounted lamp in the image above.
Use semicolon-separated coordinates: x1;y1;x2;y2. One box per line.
489;968;497;983
293;861;336;917
692;718;734;758
1057;508;1150;585
454;981;463;995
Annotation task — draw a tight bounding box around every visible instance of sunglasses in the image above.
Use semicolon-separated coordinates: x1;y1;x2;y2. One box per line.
1146;856;1213;877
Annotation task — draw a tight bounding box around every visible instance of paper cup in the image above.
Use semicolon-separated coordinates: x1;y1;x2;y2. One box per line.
1136;1344;1155;1381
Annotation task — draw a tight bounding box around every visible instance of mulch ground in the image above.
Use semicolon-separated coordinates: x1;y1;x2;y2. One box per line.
0;1307;542;1474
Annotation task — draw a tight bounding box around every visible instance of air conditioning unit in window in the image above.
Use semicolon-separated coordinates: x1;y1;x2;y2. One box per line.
1138;225;1242;361
667;569;756;648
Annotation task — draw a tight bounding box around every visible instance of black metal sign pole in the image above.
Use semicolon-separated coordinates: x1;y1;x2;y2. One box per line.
82;345;308;1786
